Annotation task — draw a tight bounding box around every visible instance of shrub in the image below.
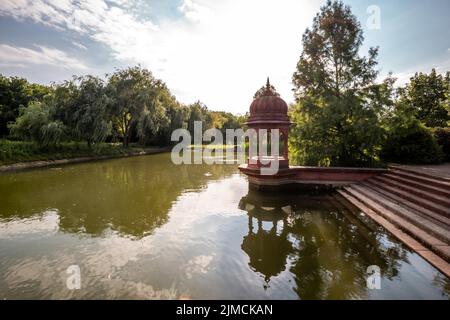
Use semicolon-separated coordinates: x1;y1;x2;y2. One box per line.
0;140;135;165
433;127;450;161
381;121;444;164
8;101;66;147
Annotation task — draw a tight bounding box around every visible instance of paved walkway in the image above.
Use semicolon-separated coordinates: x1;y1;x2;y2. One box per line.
390;163;450;180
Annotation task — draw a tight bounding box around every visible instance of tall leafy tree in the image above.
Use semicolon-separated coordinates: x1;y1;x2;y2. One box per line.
71;76;112;147
291;0;385;166
156;102;189;145
107;66;166;147
0;75;51;137
187;101;213;137
398;69;449;128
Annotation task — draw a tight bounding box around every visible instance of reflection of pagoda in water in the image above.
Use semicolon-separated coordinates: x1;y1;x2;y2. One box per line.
239;191;293;284
237;189;412;298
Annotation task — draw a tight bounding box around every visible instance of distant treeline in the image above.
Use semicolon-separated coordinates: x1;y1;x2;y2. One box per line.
0;66;246;148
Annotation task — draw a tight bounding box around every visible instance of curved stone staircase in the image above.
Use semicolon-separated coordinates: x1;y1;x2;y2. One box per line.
337;165;450;277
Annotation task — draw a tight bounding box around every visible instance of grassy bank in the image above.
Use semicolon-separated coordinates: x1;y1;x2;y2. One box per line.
0;140;155;166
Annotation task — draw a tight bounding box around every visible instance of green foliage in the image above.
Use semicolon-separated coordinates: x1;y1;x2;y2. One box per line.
381;120;444;164
8;101;66;147
210;111;245;136
0;140;41;164
433;127;450;161
398;69;449;128
187;101;213;136
154;102;189;145
0;74;52;136
378;74;449;164
107;66;169;147
290;0;385;167
253;82;280;99
0;140;142;165
136;82;172;146
71;76;112;146
3;66;243;154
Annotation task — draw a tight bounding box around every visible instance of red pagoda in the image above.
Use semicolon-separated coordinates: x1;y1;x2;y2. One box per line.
246;78;291;170
238;79;385;190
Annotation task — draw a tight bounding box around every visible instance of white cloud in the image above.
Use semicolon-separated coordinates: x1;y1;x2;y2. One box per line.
0;44;88;69
71;41;87;50
0;0;323;113
178;0;214;23
184;254;215;279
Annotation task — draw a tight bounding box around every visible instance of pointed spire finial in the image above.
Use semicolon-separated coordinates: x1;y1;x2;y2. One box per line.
263;77;276;96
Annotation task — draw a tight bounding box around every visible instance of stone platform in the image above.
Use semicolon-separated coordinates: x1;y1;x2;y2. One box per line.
238;164;387;190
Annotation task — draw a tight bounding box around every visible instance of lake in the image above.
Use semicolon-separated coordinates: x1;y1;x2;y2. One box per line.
0;153;448;299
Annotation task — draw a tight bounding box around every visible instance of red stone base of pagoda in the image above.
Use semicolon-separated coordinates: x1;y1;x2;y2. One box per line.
238;164;387;191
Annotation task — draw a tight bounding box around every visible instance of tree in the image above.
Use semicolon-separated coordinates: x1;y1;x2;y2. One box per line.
8;101;66;147
107;66;167;147
380;85;445;164
381;119;444;164
157;102;189;145
70;76;112;147
0;75;51;137
187;101;213;137
290;0;385;167
136;82;172;146
398;69;449;128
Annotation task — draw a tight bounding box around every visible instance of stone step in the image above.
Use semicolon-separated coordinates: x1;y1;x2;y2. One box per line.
383;173;450;198
389;168;450;190
342;186;450;262
337;189;428;251
389;165;450;183
366;178;450;217
373;175;450;208
337;189;450;277
361;181;450;228
350;184;450;244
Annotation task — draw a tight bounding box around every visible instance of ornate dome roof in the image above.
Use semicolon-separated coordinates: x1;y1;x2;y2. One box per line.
247;78;290;125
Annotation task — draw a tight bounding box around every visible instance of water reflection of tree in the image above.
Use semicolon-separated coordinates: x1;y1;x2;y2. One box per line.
0;153;236;238
433;273;450;298
239;190;410;299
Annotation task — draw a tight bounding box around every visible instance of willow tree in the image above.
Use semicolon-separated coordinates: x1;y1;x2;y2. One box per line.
71;76;112;147
291;0;386;167
8;101;66;147
0;75;52;137
107;66;167;147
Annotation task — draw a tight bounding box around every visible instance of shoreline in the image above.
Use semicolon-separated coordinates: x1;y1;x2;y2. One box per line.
0;147;170;173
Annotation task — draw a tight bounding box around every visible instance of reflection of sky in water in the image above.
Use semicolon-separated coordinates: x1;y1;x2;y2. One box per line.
0;154;449;299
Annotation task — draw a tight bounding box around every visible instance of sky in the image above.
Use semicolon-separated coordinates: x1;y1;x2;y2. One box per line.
0;0;449;114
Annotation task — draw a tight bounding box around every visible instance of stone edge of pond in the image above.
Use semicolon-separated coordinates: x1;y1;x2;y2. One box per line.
337;189;450;279
0;147;171;173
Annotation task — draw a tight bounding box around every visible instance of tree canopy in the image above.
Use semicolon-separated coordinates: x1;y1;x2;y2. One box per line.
290;0;384;167
0;75;52;137
397;69;449;128
2;66;243;149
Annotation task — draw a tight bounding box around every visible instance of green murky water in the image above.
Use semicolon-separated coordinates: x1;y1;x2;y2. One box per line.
0;153;448;299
